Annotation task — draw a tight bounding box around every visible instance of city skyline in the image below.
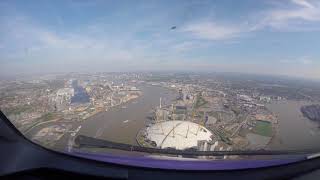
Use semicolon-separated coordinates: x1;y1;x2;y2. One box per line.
1;0;320;79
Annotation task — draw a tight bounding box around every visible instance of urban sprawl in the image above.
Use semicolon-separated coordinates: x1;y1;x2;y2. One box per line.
1;72;320;158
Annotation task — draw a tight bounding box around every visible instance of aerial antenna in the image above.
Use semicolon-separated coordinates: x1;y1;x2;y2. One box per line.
186;124;189;138
156;108;165;134
172;105;175;137
111;93;114;106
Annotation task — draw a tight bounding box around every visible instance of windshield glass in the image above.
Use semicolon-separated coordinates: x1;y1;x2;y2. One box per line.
1;0;320;161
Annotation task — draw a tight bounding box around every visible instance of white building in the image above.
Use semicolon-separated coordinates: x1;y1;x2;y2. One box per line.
146;120;213;150
53;88;75;111
57;88;74;97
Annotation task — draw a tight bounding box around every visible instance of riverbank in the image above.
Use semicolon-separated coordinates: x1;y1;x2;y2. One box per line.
76;84;177;146
267;100;320;150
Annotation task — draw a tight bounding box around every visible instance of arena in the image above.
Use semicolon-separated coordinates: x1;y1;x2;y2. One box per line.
145;120;213;150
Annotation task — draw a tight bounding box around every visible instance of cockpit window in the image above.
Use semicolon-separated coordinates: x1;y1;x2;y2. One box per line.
1;0;320;161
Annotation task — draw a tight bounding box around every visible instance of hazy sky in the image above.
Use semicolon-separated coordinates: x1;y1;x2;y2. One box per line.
1;0;320;79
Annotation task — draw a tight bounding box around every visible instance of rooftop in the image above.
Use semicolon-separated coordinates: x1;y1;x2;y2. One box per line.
146;120;213;150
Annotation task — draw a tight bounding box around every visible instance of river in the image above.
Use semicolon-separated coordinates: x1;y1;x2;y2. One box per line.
77;84;177;145
267;100;320;150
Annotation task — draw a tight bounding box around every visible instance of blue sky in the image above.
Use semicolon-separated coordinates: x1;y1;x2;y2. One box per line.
0;0;320;79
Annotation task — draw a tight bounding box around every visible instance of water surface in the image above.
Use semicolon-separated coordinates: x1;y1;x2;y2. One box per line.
267;100;320;150
78;84;177;145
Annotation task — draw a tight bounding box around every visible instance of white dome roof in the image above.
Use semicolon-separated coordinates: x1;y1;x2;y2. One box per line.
146;120;213;150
